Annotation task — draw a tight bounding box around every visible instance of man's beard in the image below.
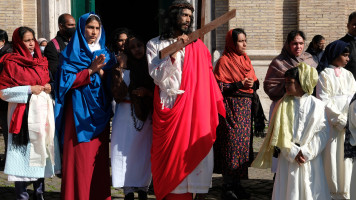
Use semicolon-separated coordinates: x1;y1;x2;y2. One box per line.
176;22;191;35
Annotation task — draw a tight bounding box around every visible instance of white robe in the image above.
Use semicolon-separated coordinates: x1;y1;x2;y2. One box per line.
272;94;330;200
111;70;152;188
346;100;356;200
146;36;214;194
316;66;356;199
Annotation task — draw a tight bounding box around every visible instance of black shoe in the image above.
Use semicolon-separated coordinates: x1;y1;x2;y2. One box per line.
221;184;238;200
124;192;134;200
194;194;206;200
33;194;44;200
138;190;147;200
0;159;4;171
234;184;250;199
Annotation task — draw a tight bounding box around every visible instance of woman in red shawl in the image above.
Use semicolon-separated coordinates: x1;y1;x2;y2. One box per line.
0;26;59;200
213;28;261;200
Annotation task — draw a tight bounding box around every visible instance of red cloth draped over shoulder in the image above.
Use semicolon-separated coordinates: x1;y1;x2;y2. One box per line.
214;29;257;94
0;27;49;134
151;39;226;200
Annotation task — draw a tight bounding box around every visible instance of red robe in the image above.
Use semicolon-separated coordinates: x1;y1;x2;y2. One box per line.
60;69;111;200
150;39;225;200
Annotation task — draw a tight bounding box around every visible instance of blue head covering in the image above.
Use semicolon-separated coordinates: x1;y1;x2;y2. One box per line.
54;12;116;144
317;40;349;73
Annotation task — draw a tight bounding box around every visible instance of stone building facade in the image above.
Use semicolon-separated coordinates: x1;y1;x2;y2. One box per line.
215;0;356;64
1;0;355;63
0;0;70;41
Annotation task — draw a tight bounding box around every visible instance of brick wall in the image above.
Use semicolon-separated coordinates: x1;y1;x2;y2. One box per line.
228;0;276;50
1;0;356;55
23;0;37;34
298;0;347;47
214;0;356;58
0;0;38;41
0;0;23;40
275;0;298;50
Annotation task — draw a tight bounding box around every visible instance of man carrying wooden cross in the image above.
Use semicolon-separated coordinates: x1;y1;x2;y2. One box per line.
146;0;226;199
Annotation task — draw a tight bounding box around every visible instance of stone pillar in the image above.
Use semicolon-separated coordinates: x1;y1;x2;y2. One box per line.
37;0;71;40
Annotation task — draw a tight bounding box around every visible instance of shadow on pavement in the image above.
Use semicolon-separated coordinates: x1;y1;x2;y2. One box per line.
0;187;61;200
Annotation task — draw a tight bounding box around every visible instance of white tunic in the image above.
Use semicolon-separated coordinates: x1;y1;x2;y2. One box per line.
146;36;185;109
0;86;60;181
347;100;356;200
316;66;356;199
146;36;214;193
272;94;330;200
111;70;152;188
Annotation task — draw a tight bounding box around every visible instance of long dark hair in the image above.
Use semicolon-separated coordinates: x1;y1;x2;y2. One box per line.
18;26;35;40
306;35;325;52
126;34;154;125
160;0;194;40
0;29;9;43
231;28;246;44
107;27;131;54
286;30;306;45
111;34;154;130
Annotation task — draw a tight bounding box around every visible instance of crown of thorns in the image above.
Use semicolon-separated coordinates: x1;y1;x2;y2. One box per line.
169;2;194;12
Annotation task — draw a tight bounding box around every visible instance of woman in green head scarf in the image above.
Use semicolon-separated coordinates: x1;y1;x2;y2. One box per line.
252;63;330;200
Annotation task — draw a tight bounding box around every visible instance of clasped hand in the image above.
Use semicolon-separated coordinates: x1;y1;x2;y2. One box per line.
89;54;106;78
31;83;51;95
295;150;306;165
242;77;254;88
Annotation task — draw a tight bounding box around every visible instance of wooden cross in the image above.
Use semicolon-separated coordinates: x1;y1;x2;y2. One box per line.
159;9;236;59
197;0;206;40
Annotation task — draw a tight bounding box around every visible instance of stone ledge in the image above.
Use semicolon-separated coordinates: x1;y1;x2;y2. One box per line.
251;60;272;66
213;49;278;67
246;50;279;60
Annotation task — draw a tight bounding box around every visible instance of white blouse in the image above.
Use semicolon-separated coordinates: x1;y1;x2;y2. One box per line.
146;36;185;109
316;66;356;131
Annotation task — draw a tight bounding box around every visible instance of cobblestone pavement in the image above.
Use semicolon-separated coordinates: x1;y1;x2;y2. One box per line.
0;65;274;199
0;136;273;200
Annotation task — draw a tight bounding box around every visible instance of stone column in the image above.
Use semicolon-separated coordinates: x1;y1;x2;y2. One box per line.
37;0;71;40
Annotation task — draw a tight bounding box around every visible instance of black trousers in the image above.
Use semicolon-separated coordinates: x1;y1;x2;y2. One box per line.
15;178;44;200
0;109;8;160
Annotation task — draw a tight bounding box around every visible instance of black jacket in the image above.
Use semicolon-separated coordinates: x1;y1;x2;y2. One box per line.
0;43;12;112
44;32;69;78
0;43;12;59
340;34;356;80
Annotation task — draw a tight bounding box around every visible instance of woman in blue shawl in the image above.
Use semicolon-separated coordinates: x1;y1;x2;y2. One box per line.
316;40;356;199
54;13;116;200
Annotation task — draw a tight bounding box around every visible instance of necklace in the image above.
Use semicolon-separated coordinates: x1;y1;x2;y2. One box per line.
130;103;145;131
